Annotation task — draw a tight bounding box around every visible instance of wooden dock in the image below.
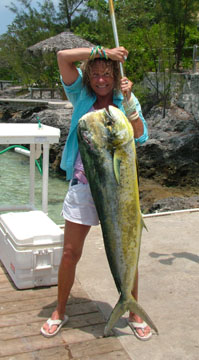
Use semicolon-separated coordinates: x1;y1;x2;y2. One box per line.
0;261;131;360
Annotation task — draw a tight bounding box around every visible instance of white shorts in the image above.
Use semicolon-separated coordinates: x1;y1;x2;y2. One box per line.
62;180;99;226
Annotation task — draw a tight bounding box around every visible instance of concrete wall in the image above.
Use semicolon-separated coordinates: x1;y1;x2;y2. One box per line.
143;72;199;123
177;74;199;124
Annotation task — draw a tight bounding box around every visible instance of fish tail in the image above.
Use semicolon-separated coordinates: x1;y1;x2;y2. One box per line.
104;295;127;337
127;296;159;335
104;294;158;336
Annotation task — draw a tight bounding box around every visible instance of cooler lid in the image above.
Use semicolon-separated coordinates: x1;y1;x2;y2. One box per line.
0;211;64;247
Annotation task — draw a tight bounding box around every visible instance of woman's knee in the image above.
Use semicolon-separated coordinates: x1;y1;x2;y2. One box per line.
61;221;90;266
61;246;82;266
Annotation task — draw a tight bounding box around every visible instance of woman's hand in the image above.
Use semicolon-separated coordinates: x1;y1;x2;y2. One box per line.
105;47;128;63
120;77;133;100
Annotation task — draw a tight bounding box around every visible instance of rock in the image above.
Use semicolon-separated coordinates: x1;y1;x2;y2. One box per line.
148;196;199;213
137;104;199;187
0;96;73;174
29;107;73;173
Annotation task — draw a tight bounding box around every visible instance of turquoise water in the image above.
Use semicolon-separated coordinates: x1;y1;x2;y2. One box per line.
0;147;68;224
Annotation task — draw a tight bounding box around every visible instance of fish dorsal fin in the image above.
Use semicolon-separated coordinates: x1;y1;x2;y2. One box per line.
113;150;121;184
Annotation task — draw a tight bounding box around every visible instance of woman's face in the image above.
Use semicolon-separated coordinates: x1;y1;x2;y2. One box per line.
89;60;114;97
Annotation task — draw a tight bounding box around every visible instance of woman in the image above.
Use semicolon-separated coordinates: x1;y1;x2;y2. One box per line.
41;46;151;340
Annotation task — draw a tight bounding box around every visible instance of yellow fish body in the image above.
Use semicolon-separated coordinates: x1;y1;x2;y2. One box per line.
78;106;158;336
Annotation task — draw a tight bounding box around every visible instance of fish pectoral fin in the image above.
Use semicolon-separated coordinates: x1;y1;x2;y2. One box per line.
113;150;122;184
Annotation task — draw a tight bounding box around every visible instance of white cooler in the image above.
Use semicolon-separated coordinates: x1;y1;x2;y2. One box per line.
0;211;64;289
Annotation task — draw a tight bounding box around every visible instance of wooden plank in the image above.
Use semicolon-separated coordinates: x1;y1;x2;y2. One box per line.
79;350;131;360
0;334;65;357
0;256;131;360
61;323;106;344
0;301;99;328
30;346;71;360
0;295;58;315
0;346;70;360
0;321;47;341
66;311;105;329
0;354;34;360
69;337;128;359
0;288;89;305
0;314;106;357
0;331;130;359
0;312;105;341
0;267;7;275
0;284;15;291
0;346;130;360
0;274;10;283
0;286;58;301
0;279;89;302
0;280;16;291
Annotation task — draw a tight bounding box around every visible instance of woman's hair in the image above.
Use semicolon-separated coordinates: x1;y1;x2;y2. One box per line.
81;58;121;95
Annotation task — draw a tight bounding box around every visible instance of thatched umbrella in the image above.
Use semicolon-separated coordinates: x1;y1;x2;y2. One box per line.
28;31;95;54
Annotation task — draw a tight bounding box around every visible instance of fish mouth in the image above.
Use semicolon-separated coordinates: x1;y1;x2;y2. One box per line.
105;106;134;147
104;108;114;127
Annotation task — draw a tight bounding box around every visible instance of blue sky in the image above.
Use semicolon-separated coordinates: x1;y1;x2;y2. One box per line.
0;0;59;35
0;0;15;35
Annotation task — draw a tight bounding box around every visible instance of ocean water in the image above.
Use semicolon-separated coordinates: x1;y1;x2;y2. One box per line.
0;146;68;224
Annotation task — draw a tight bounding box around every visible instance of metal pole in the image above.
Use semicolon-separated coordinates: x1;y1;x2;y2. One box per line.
42;143;49;214
108;0;124;77
29;144;36;209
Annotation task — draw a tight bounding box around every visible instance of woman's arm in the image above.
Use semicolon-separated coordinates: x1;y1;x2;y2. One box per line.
120;77;144;139
57;48;91;85
57;47;129;86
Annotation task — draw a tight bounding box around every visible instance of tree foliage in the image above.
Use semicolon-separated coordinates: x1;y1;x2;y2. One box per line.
158;0;199;69
0;0;198;89
57;0;87;29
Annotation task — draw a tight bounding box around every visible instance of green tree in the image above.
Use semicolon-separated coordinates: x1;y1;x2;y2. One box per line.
159;0;199;70
1;0;198;91
57;0;88;29
0;0;60;84
113;0;159;30
73;0;112;46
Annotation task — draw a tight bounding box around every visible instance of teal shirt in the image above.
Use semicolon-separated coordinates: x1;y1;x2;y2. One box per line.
60;68;148;180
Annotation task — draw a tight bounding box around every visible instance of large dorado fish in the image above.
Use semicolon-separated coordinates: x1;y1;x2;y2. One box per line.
77;106;158;336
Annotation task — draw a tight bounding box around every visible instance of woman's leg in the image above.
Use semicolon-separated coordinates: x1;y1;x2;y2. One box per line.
129;270;151;338
42;220;91;335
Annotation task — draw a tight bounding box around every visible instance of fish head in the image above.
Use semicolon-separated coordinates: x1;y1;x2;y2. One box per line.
78;109;109;151
107;106;134;147
78;106;134;152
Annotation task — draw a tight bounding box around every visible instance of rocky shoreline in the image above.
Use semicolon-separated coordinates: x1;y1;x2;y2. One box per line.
0;84;199;214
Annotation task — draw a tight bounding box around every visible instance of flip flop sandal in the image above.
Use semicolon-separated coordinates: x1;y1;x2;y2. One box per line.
40;315;69;338
128;320;152;341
